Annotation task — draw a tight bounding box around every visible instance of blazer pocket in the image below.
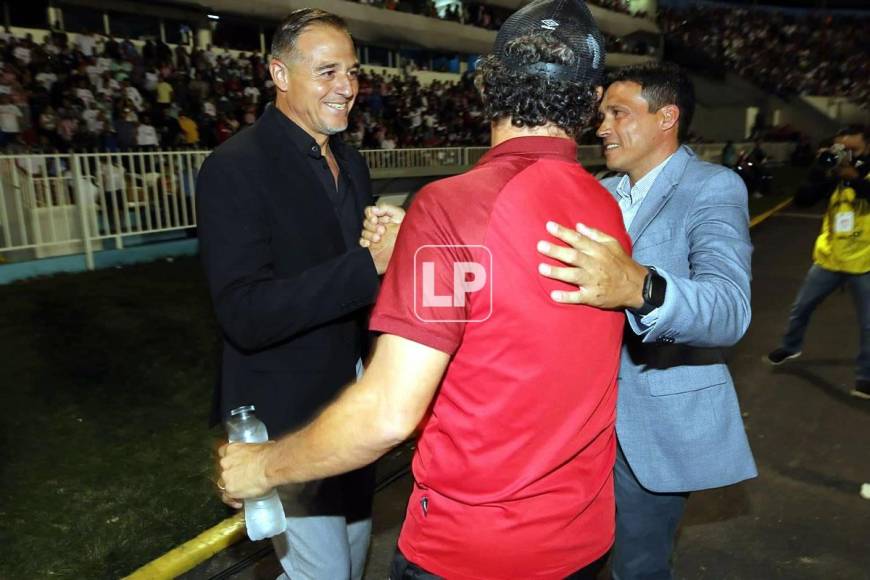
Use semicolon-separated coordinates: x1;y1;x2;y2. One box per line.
645;364;730;396
632;226;676;253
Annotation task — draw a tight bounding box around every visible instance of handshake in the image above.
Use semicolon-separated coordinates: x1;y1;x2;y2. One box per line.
360;203;405;275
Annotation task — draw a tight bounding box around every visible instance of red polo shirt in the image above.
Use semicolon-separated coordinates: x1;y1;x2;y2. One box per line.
370;136;630;579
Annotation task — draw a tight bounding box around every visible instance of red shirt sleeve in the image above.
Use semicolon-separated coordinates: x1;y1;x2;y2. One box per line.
370;186;476;355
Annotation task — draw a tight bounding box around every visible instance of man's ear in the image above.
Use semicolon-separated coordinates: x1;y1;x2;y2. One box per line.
269;59;288;92
659;104;680;134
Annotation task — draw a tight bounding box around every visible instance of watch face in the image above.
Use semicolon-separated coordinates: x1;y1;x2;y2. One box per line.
649;272;666;307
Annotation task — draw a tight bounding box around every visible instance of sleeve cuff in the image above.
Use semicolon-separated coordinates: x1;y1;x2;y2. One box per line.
626;307;660;335
349;246;381;306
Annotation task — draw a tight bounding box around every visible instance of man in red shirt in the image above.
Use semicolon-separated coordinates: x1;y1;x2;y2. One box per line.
220;1;629;577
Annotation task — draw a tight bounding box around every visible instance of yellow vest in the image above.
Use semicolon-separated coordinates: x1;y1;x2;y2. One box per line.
813;178;870;274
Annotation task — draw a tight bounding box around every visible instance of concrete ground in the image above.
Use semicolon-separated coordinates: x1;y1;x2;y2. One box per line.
189;204;869;579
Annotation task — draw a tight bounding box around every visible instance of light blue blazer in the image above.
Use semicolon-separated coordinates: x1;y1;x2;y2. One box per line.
601;145;757;493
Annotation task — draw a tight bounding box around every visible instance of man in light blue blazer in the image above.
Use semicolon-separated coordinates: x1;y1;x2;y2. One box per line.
538;63;757;579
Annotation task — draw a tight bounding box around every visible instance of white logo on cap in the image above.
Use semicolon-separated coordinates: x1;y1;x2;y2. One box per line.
585;34;601;69
540;19;559;30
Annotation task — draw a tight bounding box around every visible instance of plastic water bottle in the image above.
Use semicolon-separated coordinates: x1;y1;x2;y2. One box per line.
225;405;287;541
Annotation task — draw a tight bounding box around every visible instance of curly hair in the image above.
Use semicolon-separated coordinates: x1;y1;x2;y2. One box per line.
474;33;599;138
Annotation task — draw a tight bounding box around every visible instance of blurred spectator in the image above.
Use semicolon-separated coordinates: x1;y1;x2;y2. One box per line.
350;70;490;148
0;94;23;146
156;76;174;109
178;111;199;145
0;24;586;151
136;114;159;147
76;30;98;57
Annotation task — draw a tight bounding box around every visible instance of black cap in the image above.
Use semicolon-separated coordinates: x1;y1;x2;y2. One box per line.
492;0;606;85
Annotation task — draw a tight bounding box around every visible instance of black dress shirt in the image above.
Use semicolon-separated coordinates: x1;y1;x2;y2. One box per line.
274;112;363;250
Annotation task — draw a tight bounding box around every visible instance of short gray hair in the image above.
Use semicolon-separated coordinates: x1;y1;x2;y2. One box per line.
271;8;350;63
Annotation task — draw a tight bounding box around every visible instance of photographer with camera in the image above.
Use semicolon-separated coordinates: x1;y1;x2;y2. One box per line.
795;126;868;207
766;125;870;399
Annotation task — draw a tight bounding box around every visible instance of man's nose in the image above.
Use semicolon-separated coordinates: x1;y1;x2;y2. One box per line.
334;75;353;97
596;120;610;138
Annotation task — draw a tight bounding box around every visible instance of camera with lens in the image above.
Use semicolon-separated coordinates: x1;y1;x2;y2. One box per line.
816;143;851;170
794;128;867;207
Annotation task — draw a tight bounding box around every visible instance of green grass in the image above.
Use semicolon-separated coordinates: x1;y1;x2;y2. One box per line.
0;259;229;579
0;163;810;579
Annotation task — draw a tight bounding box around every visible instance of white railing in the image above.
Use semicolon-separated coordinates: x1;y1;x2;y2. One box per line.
0;142;794;270
0;150;208;269
362;147;467;172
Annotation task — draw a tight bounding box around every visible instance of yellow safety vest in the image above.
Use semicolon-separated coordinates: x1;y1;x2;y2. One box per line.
813;178;870;274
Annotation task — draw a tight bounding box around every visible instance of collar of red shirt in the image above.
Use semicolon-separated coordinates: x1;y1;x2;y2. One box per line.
478;135;578;165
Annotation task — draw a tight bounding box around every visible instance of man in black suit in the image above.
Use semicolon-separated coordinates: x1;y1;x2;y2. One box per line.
196;9;399;579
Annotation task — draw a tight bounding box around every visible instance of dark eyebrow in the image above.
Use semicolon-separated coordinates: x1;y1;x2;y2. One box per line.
314;61;360;73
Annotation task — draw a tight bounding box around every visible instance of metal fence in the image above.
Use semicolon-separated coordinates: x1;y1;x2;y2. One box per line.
0;150;208;268
363;147;467;171
0;142;794;269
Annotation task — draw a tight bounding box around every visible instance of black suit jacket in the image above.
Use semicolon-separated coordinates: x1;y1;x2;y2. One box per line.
197;104;380;439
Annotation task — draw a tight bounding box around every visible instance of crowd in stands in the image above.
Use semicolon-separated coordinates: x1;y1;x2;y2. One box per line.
4;1;862;156
352;0;512;30
0;23;645;154
352;0;646;30
0;30;276;152
658;5;869;107
348;70;489;149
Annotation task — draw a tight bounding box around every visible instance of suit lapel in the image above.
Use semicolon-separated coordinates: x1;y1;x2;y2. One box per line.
628;146;693;242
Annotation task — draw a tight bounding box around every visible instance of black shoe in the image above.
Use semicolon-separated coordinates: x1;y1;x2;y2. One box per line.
850;379;870;400
764;348;802;365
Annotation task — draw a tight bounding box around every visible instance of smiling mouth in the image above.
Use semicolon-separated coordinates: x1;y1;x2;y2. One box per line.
325;103;348;111
604;143;620;151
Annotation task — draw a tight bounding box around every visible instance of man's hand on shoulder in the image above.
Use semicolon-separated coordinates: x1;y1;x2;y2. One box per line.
360;203;405;275
537;221;647;310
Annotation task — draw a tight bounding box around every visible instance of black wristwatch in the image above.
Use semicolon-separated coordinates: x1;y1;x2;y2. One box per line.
633;266;667;316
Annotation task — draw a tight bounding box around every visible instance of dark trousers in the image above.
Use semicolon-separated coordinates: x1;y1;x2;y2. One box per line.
389;549;606;579
612;444;689;580
781;265;870;381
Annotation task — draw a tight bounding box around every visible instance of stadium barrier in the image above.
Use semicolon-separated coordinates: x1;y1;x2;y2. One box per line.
0;150;208;269
0;142;794;268
123;513;246;580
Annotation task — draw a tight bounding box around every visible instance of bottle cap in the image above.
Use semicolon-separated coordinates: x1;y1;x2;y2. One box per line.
229;405;255;416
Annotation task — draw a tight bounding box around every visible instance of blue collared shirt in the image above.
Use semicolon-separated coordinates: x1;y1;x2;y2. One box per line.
614;152;675;231
613;152;675;328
